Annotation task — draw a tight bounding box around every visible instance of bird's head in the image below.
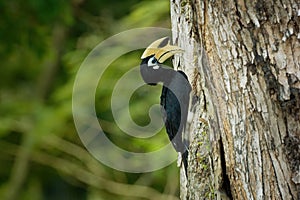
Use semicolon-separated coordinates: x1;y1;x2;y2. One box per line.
140;37;183;85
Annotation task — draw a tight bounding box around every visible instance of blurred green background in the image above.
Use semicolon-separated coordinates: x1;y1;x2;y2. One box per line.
0;0;180;200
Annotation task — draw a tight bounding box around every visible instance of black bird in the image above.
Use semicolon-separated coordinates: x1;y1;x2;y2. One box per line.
140;37;191;176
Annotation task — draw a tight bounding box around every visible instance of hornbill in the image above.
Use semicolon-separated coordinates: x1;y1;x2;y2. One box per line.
140;37;191;176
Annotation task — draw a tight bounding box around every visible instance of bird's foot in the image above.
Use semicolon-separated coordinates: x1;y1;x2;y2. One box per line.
177;152;182;167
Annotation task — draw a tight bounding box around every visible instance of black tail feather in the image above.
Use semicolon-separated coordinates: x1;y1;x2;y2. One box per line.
182;151;188;178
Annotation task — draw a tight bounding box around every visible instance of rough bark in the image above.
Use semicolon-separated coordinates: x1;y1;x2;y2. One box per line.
170;0;300;199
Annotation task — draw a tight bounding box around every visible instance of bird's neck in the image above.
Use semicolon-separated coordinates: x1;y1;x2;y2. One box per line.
159;67;176;85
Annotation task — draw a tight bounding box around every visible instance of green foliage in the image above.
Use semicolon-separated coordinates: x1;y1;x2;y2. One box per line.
0;0;180;200
121;0;170;28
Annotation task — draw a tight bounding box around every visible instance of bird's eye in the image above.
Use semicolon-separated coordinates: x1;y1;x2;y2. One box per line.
148;56;158;68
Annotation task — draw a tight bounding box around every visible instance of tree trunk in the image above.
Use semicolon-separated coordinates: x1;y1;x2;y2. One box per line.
170;0;300;199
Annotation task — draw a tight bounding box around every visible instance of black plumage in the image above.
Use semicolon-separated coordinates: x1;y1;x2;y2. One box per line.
140;55;191;174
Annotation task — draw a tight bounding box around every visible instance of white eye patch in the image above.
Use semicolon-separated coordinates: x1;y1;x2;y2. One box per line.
148;56;159;69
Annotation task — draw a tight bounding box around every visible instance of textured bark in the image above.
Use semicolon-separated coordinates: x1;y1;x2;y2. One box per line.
170;0;300;199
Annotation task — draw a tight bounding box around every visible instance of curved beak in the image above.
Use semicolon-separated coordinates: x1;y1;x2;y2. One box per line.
141;37;184;63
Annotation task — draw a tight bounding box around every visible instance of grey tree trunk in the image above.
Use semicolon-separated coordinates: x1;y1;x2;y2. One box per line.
170;0;300;199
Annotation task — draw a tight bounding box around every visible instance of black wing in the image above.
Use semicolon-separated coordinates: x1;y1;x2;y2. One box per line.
160;71;191;153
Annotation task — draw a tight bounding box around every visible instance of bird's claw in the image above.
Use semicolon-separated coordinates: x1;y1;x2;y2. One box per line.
177;152;182;167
